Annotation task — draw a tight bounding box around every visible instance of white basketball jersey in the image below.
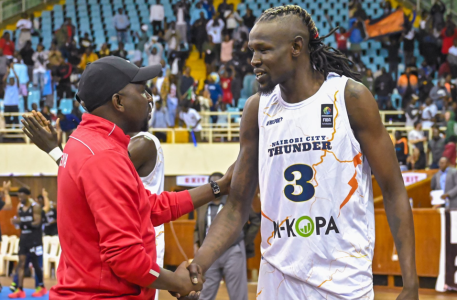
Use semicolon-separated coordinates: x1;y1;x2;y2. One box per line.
258;74;375;297
132;132;165;300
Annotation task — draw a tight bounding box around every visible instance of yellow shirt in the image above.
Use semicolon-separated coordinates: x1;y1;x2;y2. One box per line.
78;53;99;70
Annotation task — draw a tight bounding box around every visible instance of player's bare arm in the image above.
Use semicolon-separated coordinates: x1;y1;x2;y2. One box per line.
187;93;260;280
345;79;419;299
128;135;158;177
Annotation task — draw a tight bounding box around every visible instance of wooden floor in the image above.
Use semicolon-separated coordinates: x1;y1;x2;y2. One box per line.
1;277;455;299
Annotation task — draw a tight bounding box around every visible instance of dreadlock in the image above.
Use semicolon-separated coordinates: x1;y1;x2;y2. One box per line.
256;5;361;81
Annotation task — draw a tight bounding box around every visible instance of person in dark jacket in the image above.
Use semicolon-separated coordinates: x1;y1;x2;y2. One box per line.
374;67;394;110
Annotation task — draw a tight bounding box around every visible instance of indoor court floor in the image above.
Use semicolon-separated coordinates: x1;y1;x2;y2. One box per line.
1;277;455;299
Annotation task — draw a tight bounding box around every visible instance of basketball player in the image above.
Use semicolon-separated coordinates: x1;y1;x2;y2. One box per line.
9;187;47;298
186;6;419;300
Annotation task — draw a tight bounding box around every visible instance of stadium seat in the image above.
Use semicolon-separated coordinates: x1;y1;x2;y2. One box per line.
28;89;41;111
3;236;19;276
59;99;74;114
0;235;10;275
43;236;60;279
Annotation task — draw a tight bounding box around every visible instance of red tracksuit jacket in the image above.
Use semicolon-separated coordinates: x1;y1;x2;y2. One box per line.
50;114;194;299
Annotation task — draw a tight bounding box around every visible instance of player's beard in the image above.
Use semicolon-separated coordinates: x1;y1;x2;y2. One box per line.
141;118;149;132
258;80;276;96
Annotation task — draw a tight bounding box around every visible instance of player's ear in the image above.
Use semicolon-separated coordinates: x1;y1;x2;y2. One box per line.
292;35;305;57
111;93;125;112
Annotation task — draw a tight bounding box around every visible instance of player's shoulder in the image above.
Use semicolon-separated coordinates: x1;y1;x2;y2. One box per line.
130;133;159;151
344;78;372;102
245;93;261;110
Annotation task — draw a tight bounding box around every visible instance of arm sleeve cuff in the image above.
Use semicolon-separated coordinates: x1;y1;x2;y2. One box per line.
138;261;162;287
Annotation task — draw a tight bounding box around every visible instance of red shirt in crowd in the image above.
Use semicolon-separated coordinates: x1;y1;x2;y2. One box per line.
220;77;233;105
335;32;350;51
0;38;15;56
51;114;194;299
443;142;456;167
441;28;457;54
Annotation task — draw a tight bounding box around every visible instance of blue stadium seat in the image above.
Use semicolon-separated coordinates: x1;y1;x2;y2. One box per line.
27;89;41;111
59;99;73;114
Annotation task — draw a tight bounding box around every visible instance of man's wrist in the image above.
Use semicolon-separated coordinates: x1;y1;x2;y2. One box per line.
216;179;229;195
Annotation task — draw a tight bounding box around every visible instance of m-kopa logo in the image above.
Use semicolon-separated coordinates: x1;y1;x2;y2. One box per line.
273;215;339;239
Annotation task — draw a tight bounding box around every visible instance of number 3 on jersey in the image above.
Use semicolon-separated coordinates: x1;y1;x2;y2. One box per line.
283;164;315;202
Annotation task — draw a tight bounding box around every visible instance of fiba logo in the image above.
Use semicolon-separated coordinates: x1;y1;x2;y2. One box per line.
323;107;332;115
295;216;314;237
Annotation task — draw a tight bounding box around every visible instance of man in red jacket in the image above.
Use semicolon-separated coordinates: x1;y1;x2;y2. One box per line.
0;32;15;58
21;57;229;299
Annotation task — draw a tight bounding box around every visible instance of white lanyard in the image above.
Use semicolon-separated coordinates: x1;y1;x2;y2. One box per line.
206;204;223;235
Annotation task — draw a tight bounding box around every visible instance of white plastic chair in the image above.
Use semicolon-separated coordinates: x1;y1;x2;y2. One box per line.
0;235;10;275
4;236;19;276
43;236;60;279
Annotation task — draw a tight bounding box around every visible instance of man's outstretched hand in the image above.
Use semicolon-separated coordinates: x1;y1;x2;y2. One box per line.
168;261;204;299
21;111;61;153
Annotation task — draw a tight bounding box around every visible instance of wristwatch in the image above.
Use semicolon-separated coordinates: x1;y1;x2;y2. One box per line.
209;180;221;198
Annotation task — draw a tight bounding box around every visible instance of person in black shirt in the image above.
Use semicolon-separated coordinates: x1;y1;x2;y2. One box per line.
112;42;128;59
242;9;256;30
37;189;57;236
9;187;47;298
0;181;12;292
55;58;73;100
19;40;34;84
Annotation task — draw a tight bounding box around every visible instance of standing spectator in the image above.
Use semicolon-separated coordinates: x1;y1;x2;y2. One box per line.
405;95;421;127
113;8;130;44
55;58;73;100
151;100;171;142
57;110;80;139
19;40;34;82
168;75;179;126
191;2;208;25
0;32;15;59
242;9;256;31
10;55;30;110
441;22;457;61
179;66;194;100
3;65;20;126
206;16;225;60
194;172;259;300
135;25;150;55
231;67;242;108
445;74;457;101
429;78;449;110
443;136;457;167
431;157;457;208
326;14;353;57
192;12;208;58
217;0;230;18
394;131;409;168
64;18;76;45
42;69;54;108
203;0;216;20
421;97;437;129
220;65;235;105
16;13;32;51
397;67;418;107
207;76;223;123
179;101;202;142
203;35;217;71
224;4;242;36
403;25;416;65
409;121;427;151
428;127;446;168
97;43;110;58
374;67;394;109
32;43;48;92
150;0;165;35
418;72;434;103
79;32;93;54
78;47;99;71
447;39;457;77
0;48;9;98
430;0;446;30
55;24;68;55
384;34;401;81
164;22;181;53
361;68;374;94
112;42;128;59
220;34;234;63
48;43;63;70
175;1;188;43
232;21;249;44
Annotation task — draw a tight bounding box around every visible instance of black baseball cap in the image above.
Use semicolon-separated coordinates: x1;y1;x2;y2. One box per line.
76;56;161;111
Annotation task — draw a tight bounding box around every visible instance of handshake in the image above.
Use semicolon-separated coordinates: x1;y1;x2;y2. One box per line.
155;261;204;300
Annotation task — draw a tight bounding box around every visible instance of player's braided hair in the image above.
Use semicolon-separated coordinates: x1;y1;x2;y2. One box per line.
256;5;361;81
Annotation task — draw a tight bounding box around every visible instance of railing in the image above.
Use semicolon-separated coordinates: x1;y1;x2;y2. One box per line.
0;110;444;144
0;0;47;24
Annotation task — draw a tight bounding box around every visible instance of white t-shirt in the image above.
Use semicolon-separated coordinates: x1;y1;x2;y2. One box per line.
408;129;424;142
206;19;225;44
179;108;202;132
16;19;32;30
155;77;165;93
421;105;436;129
150;4;165;21
449;46;457;56
177;8;185;25
224;11;241;29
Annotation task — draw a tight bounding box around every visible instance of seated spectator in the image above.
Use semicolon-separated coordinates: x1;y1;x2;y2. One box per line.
97;43;110;58
243;9;256;31
397;67;418;107
67;41;81;67
361;68;374;94
16;13;32;51
374;67;394;109
445;74;457;101
447;39;457;77
428;127;446;169
55;58;73;100
405;95;420;127
394;131;409;168
224;4;242;36
443;135;457;167
48;43;63;70
134;25;149;56
421;97;437;129
220;34;233;63
113;8;130;44
429;77;449;110
42;68;54;108
41;105;54;122
78;47;98;71
3;66;20;125
79;32;93;54
431;157;457;209
112;42;128;59
151;100;171;142
0;32;15;59
418;71;434;103
217;0;230;18
57;110;80;140
147;46;162;66
179;101;202;142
